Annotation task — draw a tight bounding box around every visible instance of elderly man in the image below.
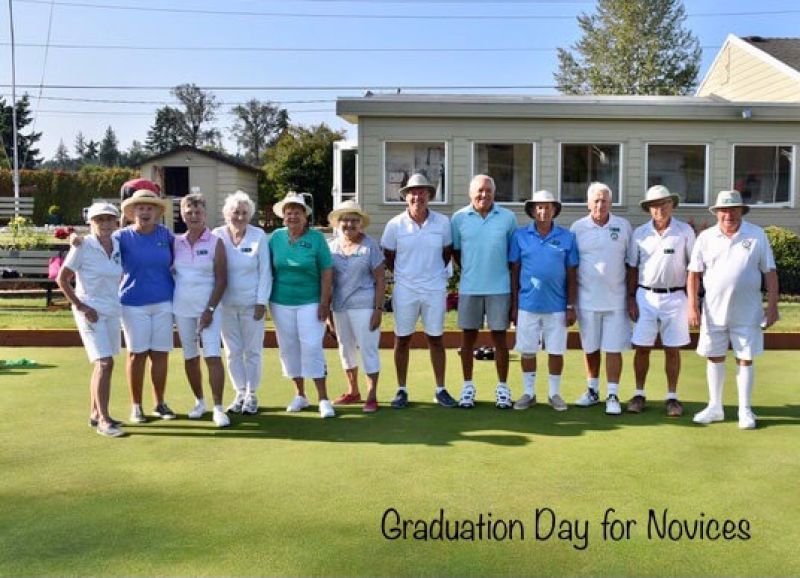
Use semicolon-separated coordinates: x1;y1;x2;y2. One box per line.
451;175;518;409
570;182;634;415
626;185;695;417
688;190;779;430
381;173;455;408
509;190;578;411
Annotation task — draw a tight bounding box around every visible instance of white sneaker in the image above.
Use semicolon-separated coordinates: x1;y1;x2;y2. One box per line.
319;399;335;418
605;394;622;415
458;385;476;408
226;392;246;413
693;406;725;424
212;408;230;428
575;389;600;406
286;395;310;413
495;384;513;409
130;404;146;423
188;400;207;419
738;408;757;430
242;394;259;415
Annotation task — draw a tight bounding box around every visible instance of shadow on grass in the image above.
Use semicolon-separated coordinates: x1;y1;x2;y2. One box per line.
117;399;799;445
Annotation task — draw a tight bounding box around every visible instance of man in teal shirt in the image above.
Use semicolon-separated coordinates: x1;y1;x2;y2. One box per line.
451;174;518;409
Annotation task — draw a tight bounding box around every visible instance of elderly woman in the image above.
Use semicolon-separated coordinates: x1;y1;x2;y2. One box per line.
57;202;125;437
269;192;335;418
174;192;229;427
212;190;271;415
117;188;176;423
327;201;385;413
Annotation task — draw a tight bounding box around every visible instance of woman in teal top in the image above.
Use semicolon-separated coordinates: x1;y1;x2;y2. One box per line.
269;192;336;418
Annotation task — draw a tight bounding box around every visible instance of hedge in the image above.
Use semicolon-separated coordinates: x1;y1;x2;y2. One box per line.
0;167;137;224
765;226;800;295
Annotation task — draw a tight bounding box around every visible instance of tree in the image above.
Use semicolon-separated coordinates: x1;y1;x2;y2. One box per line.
74;131;87;160
172;83;219;148
0;94;43;168
230;99;289;164
554;0;700;95
120;140;149;167
263;123;345;223
53;139;72;169
98;126;120;167
84;140;99;163
145;106;184;154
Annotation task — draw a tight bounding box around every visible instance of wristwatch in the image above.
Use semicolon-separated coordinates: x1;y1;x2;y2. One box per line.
206;305;216;313
566;305;575;311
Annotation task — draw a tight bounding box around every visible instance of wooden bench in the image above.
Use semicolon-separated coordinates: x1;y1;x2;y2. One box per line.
0;197;35;221
0;248;62;306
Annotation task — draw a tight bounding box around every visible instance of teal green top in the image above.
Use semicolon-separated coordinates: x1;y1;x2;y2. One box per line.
269;228;333;305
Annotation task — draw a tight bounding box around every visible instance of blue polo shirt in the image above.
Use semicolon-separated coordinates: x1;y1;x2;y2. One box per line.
115;225;175;306
451;203;517;295
509;223;579;313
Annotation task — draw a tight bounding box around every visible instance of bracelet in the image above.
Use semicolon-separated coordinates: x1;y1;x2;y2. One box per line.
566;304;575;311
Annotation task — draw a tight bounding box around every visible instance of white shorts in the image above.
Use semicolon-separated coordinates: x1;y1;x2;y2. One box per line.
392;285;446;337
696;323;763;360
175;311;223;359
333;308;381;375
577;309;631;353
515;310;568;355
271;302;327;379
73;309;121;362
631;288;690;348
121;301;174;354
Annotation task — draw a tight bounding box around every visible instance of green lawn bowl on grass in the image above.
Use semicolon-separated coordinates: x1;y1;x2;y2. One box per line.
1;347;798;576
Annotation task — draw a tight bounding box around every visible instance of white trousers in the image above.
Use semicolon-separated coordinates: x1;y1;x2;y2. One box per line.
333;308;381;375
271;302;327;379
221;304;265;394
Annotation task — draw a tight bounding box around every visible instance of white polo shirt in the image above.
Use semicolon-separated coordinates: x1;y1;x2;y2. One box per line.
381;209;452;292
688;221;775;327
628;217;695;288
62;235;122;317
213;225;272;307
571;213;634;312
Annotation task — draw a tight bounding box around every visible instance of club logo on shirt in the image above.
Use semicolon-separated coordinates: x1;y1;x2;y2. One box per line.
549;240;561;247
610;226;620;241
196;250;208;256
157;241;169;248
112;252;120;264
240;247;253;253
742;240;752;249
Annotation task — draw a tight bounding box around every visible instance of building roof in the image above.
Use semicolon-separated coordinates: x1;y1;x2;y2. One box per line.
337;93;800;124
138;145;262;174
741;36;800;72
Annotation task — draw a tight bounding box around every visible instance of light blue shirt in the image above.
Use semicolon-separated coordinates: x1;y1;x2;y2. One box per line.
451;203;517;295
508;223;579;313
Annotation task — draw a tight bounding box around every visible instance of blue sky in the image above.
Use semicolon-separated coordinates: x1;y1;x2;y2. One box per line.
1;0;799;159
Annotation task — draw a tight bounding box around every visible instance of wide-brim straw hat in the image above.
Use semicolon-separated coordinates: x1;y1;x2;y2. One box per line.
524;189;562;219
398;173;436;200
640;185;680;211
86;202;120;222
120;189;168;220
709;190;750;215
328;200;371;228
273;191;312;218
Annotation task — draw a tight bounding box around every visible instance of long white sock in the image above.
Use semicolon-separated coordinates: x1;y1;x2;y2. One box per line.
587;377;599;392
523;372;536;396
706;361;725;409
735;364;754;411
607;382;619;396
548;374;561;398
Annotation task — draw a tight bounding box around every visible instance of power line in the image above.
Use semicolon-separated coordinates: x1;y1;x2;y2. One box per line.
2;83;562;91
33;108;333;116
0;94;338;105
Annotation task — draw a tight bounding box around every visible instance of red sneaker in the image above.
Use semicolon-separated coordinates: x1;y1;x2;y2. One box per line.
333;392;362;405
363;399;379;413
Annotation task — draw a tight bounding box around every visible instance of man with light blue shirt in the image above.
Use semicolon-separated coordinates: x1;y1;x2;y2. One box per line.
451;175;518;409
509;190;578;411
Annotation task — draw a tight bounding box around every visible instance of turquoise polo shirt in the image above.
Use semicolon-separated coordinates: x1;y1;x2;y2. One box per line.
269;228;332;306
451;203;517;295
508;223;579;313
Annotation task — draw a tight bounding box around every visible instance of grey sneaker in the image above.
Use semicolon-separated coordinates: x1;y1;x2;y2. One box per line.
227;392;246;414
96;423;125;438
130;404;146;424
548;394;568;411
513;393;536;410
242;394;259;415
575;389;600;407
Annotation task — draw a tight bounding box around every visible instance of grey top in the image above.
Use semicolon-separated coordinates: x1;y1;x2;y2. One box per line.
328;234;384;311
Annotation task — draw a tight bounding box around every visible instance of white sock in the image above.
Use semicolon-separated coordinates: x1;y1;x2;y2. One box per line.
195;398;206;407
397;385;408;392
706;361;726;409
635;389;645;398
548;374;561;398
497;381;508;389
736;364;754;411
523;372;536;396
463;380;475;390
665;391;677;401
214;404;224;412
435;386;444;394
607;382;619;396
587;377;599;391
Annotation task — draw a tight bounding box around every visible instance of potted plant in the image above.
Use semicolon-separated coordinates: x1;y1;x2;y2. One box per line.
47;204;63;225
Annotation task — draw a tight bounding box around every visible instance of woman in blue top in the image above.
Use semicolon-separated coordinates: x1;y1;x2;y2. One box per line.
117;189;176;423
269;192;335;419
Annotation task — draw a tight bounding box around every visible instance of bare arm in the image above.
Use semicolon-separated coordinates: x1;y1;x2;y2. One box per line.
763;269;779;327
510;261;520;325
442;244;453;267
57;266;98;323
383;249;396;273
626;265;639;322
566;266;577;327
687;271;702;328
199;239;228;330
371;263;387;331
318;267;333;321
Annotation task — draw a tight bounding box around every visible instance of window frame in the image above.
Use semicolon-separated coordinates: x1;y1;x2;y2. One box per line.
730;144;796;209
382;140;449;205
469;140;537;206
644;142;710;207
557;141;624;206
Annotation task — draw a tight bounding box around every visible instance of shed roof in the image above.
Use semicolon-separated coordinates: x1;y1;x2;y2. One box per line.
138;145;262;174
742;36;800;72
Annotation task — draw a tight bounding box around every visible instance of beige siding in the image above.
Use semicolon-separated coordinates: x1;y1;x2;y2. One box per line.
357;116;800;237
698;43;800;102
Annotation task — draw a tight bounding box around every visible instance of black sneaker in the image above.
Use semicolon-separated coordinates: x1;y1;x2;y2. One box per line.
88;417;123;428
154;402;177;420
390;389;409;409
434;388;457;408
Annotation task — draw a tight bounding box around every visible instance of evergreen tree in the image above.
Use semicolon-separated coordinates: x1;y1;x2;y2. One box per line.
230;99;289;164
98;126;121;167
0;94;43;168
145;106;184;154
121;139;149;167
554;0;700;95
84;140;99;163
53;139;72;169
74;131;87;160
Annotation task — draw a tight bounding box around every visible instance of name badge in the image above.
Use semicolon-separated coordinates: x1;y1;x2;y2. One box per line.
157;241;168;248
297;241;312;249
549;240;561;247
196;249;208;256
663;248;675;254
241;247;253;253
